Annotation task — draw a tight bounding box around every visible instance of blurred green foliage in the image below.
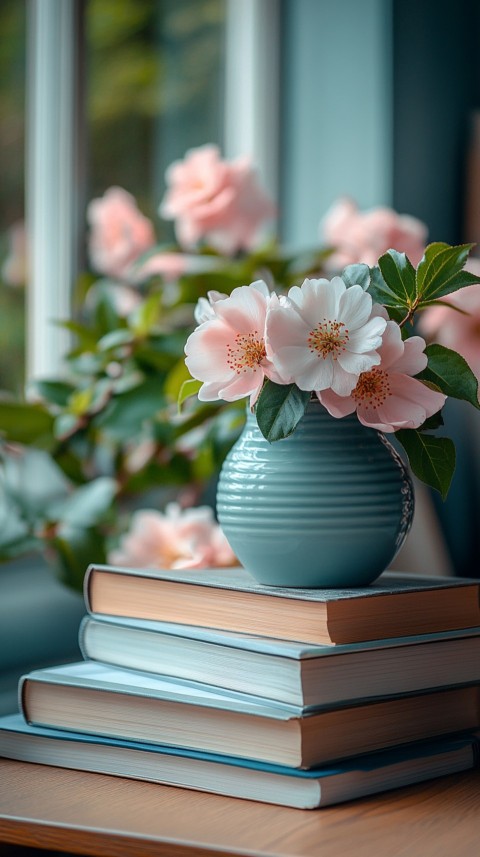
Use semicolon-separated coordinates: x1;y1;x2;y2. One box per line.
0;230;330;590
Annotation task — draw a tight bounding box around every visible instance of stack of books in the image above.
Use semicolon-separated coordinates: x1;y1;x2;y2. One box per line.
1;564;480;809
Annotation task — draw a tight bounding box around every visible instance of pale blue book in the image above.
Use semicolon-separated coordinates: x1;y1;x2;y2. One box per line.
80;613;480;707
19;661;480;769
0;713;478;810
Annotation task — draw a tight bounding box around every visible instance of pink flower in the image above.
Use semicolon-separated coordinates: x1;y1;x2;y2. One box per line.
84;281;142;317
265;277;387;396
130;252;189;284
317;312;446;432
130;251;220;285
320;198;427;269
185;280;283;406
418;278;480;386
2;220;27;287
108;503;237;570
87;187;156;279
159;144;276;255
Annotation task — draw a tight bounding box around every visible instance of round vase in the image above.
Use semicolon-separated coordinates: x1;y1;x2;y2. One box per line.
216;402;414;588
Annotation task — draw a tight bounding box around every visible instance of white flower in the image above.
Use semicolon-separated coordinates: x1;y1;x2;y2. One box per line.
265;277;387;395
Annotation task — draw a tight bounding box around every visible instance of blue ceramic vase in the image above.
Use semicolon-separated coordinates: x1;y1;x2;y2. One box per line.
216;402;414;588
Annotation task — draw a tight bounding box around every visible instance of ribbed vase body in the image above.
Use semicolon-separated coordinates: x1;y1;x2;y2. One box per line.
216;403;414;587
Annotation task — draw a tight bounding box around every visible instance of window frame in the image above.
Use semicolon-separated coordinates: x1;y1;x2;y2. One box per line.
25;0;280;380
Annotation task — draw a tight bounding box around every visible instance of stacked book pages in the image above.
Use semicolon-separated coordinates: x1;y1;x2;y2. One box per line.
1;564;480;809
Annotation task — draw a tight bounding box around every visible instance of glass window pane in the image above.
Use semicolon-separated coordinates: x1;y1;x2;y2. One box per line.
86;0;226;233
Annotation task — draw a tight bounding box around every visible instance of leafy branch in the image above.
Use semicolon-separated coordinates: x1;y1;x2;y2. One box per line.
368;243;480;327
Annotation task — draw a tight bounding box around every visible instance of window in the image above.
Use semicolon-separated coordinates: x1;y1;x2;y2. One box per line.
24;0;228;382
86;0;226;229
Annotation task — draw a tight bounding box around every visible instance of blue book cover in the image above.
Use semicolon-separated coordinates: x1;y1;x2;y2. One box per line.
79;614;480;709
18;661;480;770
0;713;477;810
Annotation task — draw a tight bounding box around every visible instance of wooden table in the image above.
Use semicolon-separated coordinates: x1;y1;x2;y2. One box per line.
1;759;480;857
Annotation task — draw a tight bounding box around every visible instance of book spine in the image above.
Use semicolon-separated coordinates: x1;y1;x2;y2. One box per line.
17;675;29;722
83;565;95;613
78;616;89;661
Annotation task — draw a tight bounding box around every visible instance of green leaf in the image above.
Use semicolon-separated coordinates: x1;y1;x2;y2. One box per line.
68;388;94;416
418;343;480;409
129;292;162;336
97;328;135;351
58;320;98;350
49;477;117;528
164;359;193;403
54;413;83;440
94;377;164;439
92;283;123;335
0;401;54;445
378;250;416;306
178;378;202;411
367;266;403;308
31;380;75;407
255;381;310;442
0;487;30;549
341;264;370;290
395;430;455;499
52;525;107;592
416;242;480;303
419;411;444;431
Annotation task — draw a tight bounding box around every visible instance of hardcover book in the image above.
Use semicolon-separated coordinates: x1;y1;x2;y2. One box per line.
0;714;478;810
19;661;480;769
84;564;480;645
79;615;480;708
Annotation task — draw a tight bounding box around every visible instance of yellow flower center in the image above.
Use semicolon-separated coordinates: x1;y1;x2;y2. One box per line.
227;332;266;374
352;367;391;406
308;319;349;359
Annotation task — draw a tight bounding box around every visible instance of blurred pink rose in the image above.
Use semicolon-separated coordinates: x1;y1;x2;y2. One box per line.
159;144;276;255
87;187;155;279
84;281;142;317
418;276;480;388
130;251;220;284
320;198;427;269
108;502;238;570
2;220;27;287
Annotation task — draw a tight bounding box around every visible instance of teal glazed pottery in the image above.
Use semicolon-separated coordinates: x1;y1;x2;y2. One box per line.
216;402;414;588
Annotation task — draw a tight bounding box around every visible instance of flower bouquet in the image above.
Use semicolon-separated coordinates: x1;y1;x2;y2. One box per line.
182;243;480;585
184;244;480;501
1;142;480;588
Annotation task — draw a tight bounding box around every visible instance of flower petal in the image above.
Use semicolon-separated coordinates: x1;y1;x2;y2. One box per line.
288;277;344;326
387;375;446;421
316;389;357;418
337;349;381;375
219;369;264;402
185;321;234;382
214;283;268;334
390;335;428;376
375;321;405;371
198;380;230;401
331;362;359;396
295;356;335;391
347;315;387;353
338;284;373;330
